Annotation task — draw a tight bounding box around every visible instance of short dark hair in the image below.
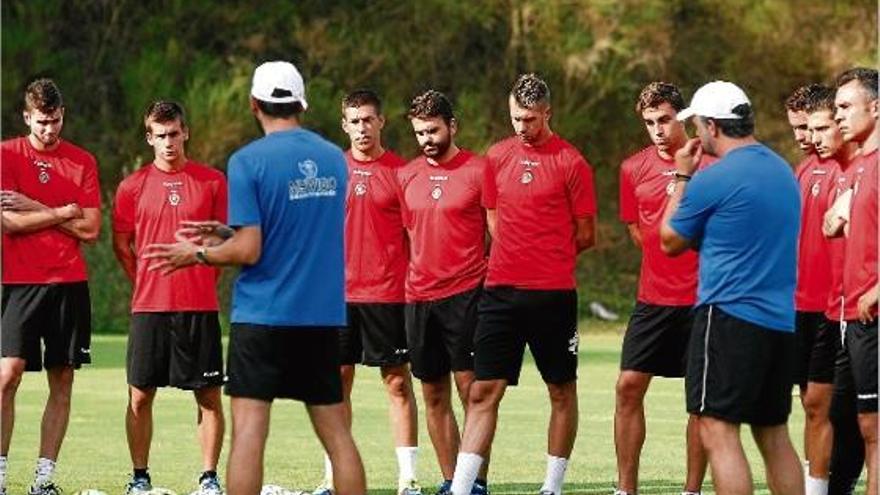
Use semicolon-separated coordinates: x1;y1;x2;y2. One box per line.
254;99;304;119
342;89;382;115
701;103;755;138
143;100;187;132
785;83;825;112
635;82;685;113
511;73;551;108
24;78;63;113
407;90;455;125
836;67;878;99
802;85;836;115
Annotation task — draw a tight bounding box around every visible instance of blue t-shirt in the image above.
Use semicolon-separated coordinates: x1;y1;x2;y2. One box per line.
227;128;347;326
669;144;800;332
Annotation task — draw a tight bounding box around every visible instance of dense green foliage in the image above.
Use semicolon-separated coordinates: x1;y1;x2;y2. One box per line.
2;1;875;332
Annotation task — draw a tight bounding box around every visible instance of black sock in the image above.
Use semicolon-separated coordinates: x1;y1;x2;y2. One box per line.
200;470;218;482
133;468;150;482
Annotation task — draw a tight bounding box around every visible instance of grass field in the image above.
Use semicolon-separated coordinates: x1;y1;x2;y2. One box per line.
5;321;849;495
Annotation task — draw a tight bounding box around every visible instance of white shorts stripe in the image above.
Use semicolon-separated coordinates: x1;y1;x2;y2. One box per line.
700;305;713;413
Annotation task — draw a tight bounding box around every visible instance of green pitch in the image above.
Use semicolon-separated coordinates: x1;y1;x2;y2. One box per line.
6;324;822;494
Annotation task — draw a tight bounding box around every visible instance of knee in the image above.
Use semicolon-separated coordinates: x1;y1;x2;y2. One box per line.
421;383;449;412
858;414;878;443
383;370;412;400
0;362;25;394
467;382;504;411
547;382;577;408
195;388;223;413
129;388;155;414
802;392;829;422
615;375;646;408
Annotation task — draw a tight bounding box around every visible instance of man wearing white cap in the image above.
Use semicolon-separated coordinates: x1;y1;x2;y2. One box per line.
659;81;805;494
144;60;366;495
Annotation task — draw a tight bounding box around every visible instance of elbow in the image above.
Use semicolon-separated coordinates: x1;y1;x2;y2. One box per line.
577;233;596;252
241;246;261;266
80;229;100;244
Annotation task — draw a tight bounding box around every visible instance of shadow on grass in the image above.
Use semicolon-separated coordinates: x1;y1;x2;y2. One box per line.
363;480;737;495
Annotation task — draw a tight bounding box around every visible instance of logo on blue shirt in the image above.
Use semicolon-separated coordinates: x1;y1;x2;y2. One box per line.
289;159;338;200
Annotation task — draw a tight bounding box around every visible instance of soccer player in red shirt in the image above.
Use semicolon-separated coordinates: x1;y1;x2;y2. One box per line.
313;90;421;495
450;74;596;495
112;102;227;495
398;90;489;495
0;79;102;495
828;67;879;495
614;82;709;495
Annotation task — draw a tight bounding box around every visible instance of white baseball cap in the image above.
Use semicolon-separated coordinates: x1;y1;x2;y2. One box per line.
677;80;750;121
251;61;308;109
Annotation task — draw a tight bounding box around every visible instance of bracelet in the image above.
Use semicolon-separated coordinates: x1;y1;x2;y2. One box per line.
674;172;692;182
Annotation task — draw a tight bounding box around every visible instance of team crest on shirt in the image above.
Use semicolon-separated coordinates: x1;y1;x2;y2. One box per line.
811;181;822;197
431;184;443;200
666;181;676;196
354;182;367;196
520;171;534;184
162;181;183;207
519;159;539;185
168;190;181;206
32;159;52;183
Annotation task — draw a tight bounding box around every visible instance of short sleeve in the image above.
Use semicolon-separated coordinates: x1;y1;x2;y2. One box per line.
482;157;497;209
227;154;261;227
213;172;229;224
619;161;637;223
567;154;597;217
78;155;102;208
1;149;21;190
668;172;719;242
112;177;136;233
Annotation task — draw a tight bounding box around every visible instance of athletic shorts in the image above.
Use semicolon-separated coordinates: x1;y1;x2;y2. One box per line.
339;303;408;367
225;324;343;405
405;287;480;381
1;282;92;371
844;319;878;413
620;302;693;377
830;341;858;424
127;312;224;390
793;311;837;386
474;287;578;386
686;305;795;426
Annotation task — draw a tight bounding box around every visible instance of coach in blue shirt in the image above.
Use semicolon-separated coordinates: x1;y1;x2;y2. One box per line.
659;81;805;495
144;61;367;495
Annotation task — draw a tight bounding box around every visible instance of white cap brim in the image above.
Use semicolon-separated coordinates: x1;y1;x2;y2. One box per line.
676;107;696;121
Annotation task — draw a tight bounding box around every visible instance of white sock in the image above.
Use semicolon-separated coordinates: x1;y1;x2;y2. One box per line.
805;475;829;495
681;492;702;495
539;455;568;495
324;453;334;484
0;456;7;488
396;446;419;484
33;457;56;486
451;453;483;495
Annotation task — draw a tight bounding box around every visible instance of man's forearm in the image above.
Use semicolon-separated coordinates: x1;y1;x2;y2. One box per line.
2;208;74;234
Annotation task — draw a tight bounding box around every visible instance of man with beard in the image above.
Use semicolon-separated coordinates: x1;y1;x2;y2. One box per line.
397;90;489;495
615;82;708;495
0;78;102;495
661;81;804;494
313;89;421;495
450;73;597;495
112;101;227;495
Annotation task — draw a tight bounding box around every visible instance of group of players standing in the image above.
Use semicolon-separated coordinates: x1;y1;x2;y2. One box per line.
0;59;875;495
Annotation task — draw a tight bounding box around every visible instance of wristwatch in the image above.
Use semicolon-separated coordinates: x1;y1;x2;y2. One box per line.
195;246;211;265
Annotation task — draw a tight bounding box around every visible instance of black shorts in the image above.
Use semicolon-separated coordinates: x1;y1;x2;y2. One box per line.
1;282;92;371
474;287;578;386
620;302;693;377
127;312;224;390
830;341;858;424
844;319;878;413
793;311;837;386
339;303;408;367
405;287;480;382
225;324;343;405
686;306;795;426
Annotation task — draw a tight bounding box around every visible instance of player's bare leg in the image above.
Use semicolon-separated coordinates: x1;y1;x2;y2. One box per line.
226;398;271;495
751;424;805;495
422;375;460;480
308;403;367;495
126;385;157;470
0;358;26;456
614;370;651;492
40;366;74;460
194;386;224;472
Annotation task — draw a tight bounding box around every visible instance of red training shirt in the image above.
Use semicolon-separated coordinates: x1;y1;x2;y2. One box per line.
397;149;487;302
112;161;227;312
842;150;878;321
619;146;712;306
483;134;597;290
794;154;839;312
345;150;408;303
825;158;857;321
1;137;101;284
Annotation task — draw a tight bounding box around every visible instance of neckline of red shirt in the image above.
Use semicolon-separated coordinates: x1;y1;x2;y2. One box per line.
424;149;472;170
23;135;65;156
150;159;191;175
347;149;389;165
513;133;562;153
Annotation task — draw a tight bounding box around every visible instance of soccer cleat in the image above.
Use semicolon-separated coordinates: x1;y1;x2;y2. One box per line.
124;477;153;495
197;475;224;495
398;479;422;495
470;481;489;495
28;482;64;495
538;491;556;495
434;480;452;495
311;480;333;495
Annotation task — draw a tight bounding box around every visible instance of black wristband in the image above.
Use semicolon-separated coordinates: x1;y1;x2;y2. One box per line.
674;172;692;182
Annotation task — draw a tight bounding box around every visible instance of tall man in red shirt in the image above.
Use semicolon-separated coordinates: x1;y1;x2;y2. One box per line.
112;101;227;495
451;73;597;495
0;79;102;495
398;90;489;495
615;82;708;495
828;67;879;495
787;84;850;495
314;90;421;495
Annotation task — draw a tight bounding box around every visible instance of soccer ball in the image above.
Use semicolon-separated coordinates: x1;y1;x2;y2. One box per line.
73;490;109;495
